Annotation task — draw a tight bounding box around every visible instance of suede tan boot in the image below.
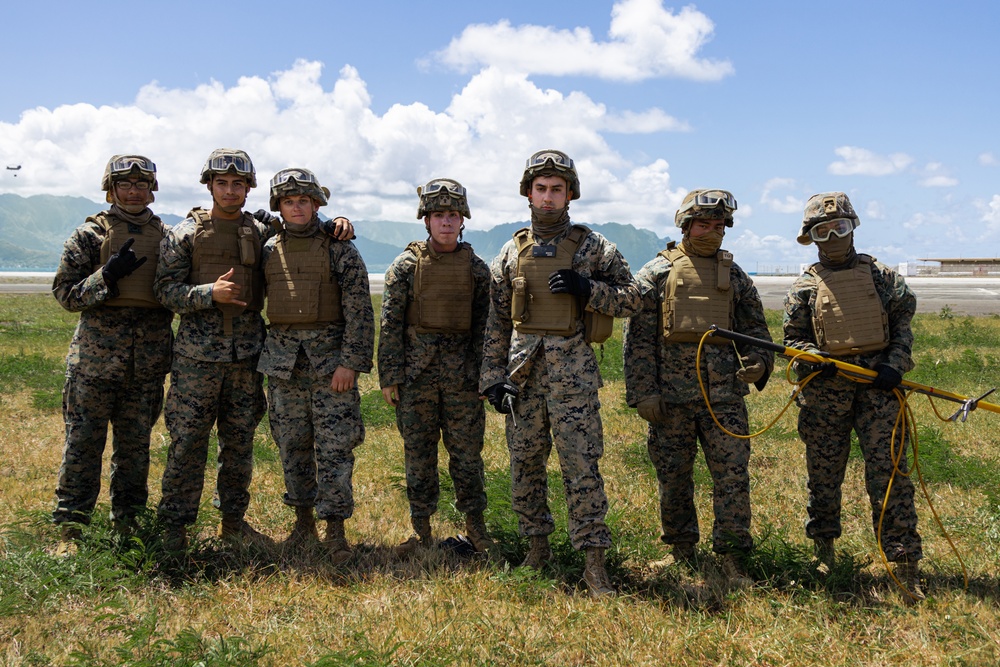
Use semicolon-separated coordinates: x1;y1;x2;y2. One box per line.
395;515;432;557
464;512;495;553
896;561;926;605
813;537;835;571
55;523;82;557
287;506;319;546
220;513;267;547
521;535;552;569
324;518;352;565
583;547;615;598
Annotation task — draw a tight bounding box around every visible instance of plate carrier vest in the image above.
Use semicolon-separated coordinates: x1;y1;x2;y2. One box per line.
264;232;343;330
189;208;263;336
404;241;473;334
510;225;613;343
659;242;734;345
808;255;889;355
94;211;166;309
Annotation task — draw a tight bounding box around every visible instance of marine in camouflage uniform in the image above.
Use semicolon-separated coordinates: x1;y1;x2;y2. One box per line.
481;150;641;596
783;191;923;601
52;155;172;550
259;168;373;559
622;189;773;573
378;178;491;553
154;150;353;549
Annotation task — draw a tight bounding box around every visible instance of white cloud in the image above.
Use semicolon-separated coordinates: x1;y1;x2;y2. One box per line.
865;200;885;220
0;59;683;230
827;146;913;176
980;195;1000;229
979;152;998;167
759;177;804;214
918;161;958;188
433;0;733;82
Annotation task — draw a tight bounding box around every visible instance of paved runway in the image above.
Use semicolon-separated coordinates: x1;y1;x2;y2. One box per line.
4;275;1000;316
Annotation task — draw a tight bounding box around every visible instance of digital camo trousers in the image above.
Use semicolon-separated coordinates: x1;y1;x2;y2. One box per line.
505;364;610;550
267;353;364;521
647;400;753;554
157;355;266;526
798;379;922;561
54;372;164;524
394;370;486;519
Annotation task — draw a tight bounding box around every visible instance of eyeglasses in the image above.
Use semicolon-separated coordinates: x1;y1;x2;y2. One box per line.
270;168;319;189
525;150;574;172
114;180;151;191
809;217;857;243
419;179;466;198
208;153;254;175
678;190;738;214
109;155;156;177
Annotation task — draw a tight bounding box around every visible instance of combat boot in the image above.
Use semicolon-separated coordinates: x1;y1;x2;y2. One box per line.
56;523;82;557
162;523;188;554
672;542;696;565
813;537;835;571
464;512;495;553
896;561;926;605
287;506;318;546
520;535;552;569
220;513;267;546
112;516;138;539
395;515;432;557
583;547;615;598
721;552;753;589
323;518;352;565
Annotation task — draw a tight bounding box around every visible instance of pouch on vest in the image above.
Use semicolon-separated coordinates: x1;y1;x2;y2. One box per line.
583;308;614;344
660;244;733;345
809;256;889;355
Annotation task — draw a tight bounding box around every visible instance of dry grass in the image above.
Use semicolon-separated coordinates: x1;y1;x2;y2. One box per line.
2;296;1000;666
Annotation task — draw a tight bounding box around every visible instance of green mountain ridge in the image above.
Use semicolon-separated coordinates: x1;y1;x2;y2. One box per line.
0;194;671;272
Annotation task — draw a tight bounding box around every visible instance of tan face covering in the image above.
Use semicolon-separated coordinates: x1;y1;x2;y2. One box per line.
682;230;724;257
817;233;854;264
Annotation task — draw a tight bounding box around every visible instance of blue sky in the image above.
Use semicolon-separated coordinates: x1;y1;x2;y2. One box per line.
1;0;998;269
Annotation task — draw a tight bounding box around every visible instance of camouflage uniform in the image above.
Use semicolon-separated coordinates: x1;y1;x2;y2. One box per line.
783;256;922;562
259;235;373;521
623;253;773;554
378;242;490;520
52;211;173;525
481;226;641;550
153;214;275;527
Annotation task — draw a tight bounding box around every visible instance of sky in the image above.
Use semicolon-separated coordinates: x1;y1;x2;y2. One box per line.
1;0;998;270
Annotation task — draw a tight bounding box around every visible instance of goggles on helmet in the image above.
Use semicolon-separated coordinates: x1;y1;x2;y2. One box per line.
678;190;737;215
109;155;156;178
207;153;253;176
270;168;320;189
418;178;466;198
526;150;575;172
809;217;857;243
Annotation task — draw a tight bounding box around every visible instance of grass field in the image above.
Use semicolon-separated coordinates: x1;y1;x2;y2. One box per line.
1;294;999;666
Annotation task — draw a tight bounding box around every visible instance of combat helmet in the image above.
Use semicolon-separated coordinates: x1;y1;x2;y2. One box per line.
519;149;581;200
200;148;256;188
797;191;859;245
416;178;471;219
102;155;157;203
674;189;737;229
268;168;329;212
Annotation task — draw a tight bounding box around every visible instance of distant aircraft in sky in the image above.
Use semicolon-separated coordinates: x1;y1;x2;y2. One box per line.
6;165;20;177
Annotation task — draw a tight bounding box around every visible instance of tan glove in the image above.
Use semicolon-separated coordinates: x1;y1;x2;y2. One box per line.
636;396;667;423
736;353;766;385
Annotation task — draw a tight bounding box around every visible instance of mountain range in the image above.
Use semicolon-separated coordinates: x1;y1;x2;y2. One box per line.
0;194;672;273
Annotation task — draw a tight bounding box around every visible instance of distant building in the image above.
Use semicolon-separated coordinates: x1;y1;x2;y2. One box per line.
917;258;1000;276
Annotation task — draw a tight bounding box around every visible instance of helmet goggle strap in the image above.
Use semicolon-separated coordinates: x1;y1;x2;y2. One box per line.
270;169;319;189
208;154;253;175
110;156;156;178
809;217;857;243
679;191;737;215
419;179;466;198
526;150;574;172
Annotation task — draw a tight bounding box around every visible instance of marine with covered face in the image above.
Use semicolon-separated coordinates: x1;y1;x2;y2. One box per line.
622;189;773;580
379;179;492;554
52;155;173;553
783;191;924;602
480;149;642;596
260;168;373;562
154;149;353;551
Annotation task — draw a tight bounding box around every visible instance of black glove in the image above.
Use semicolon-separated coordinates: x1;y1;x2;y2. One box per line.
548;269;591;299
796;359;837;380
871;364;903;391
253;209;279;228
484;382;519;413
102;237;146;290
